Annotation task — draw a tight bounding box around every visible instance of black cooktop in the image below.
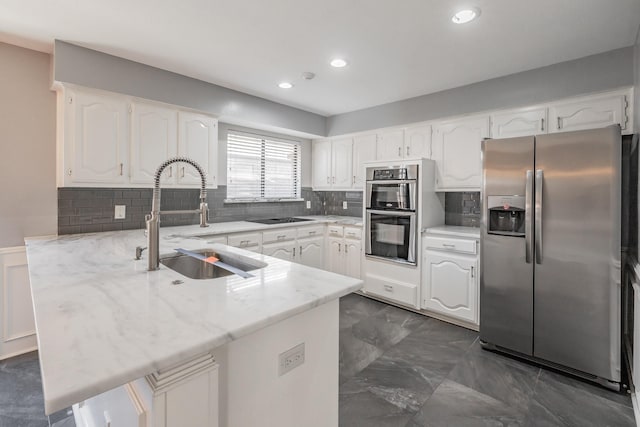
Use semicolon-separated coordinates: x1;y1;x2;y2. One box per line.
247;217;314;225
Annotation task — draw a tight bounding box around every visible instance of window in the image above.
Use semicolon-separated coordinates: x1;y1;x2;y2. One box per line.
226;130;301;201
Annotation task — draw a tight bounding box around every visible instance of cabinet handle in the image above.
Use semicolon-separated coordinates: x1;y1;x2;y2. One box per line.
353;175;356;184
300;245;302;256
181;167;185;178
333;176;336;184
327;176;330;184
471;266;475;278
345;244;348;254
338;243;341;253
442;243;456;248
557;117;561;130
119;163;123;176
168;166;172;178
406;146;410;156
277;235;286;240
398;147;401;157
383;284;393;293
540;118;545;131
293;247;296;257
309;231;316;235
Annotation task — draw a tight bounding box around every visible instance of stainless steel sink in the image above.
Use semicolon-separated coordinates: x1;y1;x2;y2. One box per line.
160;249;267;280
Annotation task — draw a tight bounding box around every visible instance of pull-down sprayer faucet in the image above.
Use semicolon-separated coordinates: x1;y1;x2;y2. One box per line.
145;157;209;271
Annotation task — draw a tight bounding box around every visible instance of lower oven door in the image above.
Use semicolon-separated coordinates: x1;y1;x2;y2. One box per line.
365;209;417;265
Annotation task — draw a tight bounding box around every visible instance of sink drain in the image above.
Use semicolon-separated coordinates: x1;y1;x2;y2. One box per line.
171;280;184;285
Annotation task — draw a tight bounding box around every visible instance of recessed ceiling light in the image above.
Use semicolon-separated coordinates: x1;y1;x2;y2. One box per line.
278;82;293;89
330;58;348;68
452;8;480;24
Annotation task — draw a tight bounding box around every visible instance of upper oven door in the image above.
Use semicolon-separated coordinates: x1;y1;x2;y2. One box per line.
365;210;417;265
366;180;417;211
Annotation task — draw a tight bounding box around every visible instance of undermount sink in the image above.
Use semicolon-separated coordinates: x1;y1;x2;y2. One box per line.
247;217;314;225
160;249;267;280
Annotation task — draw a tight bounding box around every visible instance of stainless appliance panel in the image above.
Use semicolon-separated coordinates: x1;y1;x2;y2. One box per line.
533;127;621;381
481;136;535;355
366;180;417;211
366;164;418;181
365;210;416;265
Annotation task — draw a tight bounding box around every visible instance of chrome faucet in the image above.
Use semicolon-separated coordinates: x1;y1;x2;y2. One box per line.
146;157;209;271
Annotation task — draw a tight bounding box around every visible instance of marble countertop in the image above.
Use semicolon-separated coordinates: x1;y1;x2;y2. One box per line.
25;218;362;414
172;215;362;238
423;225;480;239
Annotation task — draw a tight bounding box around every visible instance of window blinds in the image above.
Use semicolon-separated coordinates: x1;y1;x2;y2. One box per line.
227;131;301;201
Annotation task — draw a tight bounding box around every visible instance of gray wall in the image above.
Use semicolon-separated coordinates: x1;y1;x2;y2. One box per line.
0;43;57;247
327;47;635;136
217;123;312;187
54;41;326;137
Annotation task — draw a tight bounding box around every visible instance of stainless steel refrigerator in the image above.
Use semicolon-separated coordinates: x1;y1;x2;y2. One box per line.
480;126;621;387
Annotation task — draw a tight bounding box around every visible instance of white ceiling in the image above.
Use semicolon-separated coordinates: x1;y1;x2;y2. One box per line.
1;0;639;116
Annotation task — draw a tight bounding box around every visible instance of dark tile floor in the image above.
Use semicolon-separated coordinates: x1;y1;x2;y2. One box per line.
2;293;635;427
339;293;636;427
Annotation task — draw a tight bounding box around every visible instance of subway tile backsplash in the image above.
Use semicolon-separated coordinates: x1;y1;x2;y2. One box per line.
57;187;363;235
444;192;481;227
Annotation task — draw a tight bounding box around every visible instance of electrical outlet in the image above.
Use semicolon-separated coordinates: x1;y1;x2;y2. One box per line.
114;205;126;219
279;342;305;376
306;200;311;209
342;201;348;209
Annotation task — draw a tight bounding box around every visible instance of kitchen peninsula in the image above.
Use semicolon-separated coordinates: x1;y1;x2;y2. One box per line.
25;224;362;427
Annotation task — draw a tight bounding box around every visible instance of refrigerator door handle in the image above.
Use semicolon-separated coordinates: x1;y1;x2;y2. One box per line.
525;170;534;263
535;169;543;264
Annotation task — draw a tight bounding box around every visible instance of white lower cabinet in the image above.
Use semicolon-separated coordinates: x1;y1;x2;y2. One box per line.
75;354;219;427
0;247;37;360
422;235;479;325
297;236;324;269
326;226;362;279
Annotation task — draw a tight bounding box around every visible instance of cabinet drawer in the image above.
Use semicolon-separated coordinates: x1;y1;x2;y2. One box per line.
228;232;262;249
424;236;477;254
344;227;362;240
262;228;296;244
327;225;343;238
365;274;418;308
296;225;325;239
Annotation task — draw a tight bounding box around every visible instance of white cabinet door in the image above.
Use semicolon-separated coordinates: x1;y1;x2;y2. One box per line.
297;236;324;269
376;129;404;161
549;93;628;133
432;116;489;190
404;124;432;159
177;112;218;188
422;250;477;323
352;134;377;189
312;140;332;189
326;237;345;275
332;137;354;189
491;107;547;138
262;242;294;261
69;91;128;184
130;102;178;184
344;239;361;279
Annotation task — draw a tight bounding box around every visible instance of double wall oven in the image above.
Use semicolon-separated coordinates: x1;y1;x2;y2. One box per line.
365;165;418;265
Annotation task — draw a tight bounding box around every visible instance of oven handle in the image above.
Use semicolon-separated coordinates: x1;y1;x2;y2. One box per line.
366;179;417;185
366;209;416;217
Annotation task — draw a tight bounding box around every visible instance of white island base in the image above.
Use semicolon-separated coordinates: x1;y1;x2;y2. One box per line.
73;299;339;427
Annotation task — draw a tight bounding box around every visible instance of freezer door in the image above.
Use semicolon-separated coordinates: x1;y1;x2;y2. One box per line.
480;136;535;355
534;126;621;382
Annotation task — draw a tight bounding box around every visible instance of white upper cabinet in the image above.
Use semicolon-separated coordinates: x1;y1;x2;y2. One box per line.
312;139;334;190
376;129;405;161
549;93;629;133
332;137;354;189
352;134;377;189
66;90;128;184
490;107;547;139
178;112;218;188
432;116;489;190
403;124;432;159
130;102;177;184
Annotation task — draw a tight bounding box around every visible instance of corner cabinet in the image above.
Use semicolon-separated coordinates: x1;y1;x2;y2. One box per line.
431;116;489;191
58;86;218;188
422;234;479;326
312;138;352;190
61;90;129;185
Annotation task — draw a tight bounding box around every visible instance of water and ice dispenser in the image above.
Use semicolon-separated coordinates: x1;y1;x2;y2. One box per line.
487;196;526;236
